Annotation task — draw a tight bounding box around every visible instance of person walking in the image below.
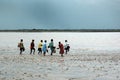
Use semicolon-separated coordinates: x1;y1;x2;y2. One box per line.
48;39;54;56
30;39;35;54
38;40;43;54
58;42;64;57
18;39;25;55
64;40;70;54
42;40;47;56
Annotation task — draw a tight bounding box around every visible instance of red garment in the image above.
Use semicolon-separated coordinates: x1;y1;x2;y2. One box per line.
30;42;35;49
59;43;64;54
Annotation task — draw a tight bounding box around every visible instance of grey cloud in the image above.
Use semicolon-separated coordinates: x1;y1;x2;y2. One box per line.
0;0;120;29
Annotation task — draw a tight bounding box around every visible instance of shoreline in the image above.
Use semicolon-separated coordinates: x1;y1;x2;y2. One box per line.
0;29;120;32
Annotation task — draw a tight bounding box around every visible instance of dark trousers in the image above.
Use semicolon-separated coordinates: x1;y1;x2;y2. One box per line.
50;50;54;55
30;48;35;54
38;48;42;54
20;48;25;54
65;47;70;54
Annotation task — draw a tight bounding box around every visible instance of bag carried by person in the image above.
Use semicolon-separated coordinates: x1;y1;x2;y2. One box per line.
18;43;20;47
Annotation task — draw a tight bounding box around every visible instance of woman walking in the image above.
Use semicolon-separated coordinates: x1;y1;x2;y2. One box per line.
58;42;64;57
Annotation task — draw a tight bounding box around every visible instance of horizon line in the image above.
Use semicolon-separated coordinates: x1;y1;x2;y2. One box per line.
0;29;120;32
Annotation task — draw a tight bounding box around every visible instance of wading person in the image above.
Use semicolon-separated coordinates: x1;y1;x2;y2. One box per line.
64;40;70;54
48;39;54;56
42;40;47;56
18;39;25;55
30;39;35;54
38;40;43;54
58;42;64;57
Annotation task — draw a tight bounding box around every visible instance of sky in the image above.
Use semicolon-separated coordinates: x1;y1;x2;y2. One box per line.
0;0;120;29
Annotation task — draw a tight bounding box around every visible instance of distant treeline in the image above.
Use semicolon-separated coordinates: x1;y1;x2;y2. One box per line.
0;29;120;32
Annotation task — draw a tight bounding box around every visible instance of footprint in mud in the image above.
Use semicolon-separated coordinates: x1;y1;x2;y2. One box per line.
15;78;24;80
26;74;33;78
69;78;88;80
22;72;27;76
69;78;79;80
35;74;41;77
47;68;52;70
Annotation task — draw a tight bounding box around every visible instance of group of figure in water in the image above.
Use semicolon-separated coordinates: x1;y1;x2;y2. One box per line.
18;39;70;57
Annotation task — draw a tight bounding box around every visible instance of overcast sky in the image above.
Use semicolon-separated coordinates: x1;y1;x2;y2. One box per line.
0;0;120;29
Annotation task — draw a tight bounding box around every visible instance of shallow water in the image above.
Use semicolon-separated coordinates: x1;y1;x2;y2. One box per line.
0;32;120;54
0;32;120;80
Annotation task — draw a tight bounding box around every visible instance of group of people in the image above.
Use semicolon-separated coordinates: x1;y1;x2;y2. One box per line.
18;39;70;57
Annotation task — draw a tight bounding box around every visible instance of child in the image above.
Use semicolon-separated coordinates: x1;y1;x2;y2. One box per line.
30;39;35;54
58;42;64;57
42;40;47;56
18;39;25;55
38;40;43;54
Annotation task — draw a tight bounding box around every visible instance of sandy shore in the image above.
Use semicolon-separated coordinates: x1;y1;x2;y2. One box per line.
0;53;120;80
